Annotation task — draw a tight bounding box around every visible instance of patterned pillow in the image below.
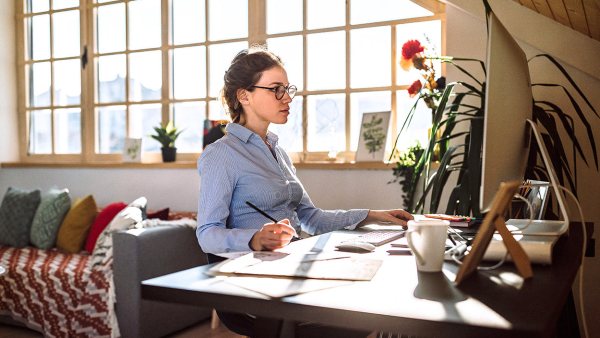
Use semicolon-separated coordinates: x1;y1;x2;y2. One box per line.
0;187;41;247
90;197;147;268
30;188;71;249
56;195;98;253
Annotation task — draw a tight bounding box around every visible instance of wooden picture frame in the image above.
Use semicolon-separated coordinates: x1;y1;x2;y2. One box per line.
455;180;533;285
355;111;391;162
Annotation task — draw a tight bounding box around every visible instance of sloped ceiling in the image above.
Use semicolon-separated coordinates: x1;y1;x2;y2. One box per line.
512;0;600;41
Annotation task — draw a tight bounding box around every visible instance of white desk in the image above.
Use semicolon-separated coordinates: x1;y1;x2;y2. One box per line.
142;225;584;338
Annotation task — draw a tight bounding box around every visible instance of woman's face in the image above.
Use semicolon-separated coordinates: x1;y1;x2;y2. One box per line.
244;66;293;125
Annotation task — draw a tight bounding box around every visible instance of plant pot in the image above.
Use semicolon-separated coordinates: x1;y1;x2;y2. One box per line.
161;147;177;162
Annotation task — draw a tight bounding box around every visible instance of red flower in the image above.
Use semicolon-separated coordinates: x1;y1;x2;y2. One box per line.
402;40;424;60
407;80;422;97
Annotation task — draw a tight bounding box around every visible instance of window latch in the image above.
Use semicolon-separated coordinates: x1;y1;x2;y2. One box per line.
81;45;88;69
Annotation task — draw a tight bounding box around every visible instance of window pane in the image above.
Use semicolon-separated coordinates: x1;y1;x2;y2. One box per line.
97;54;126;103
52;0;78;10
396;20;442;85
351;0;432;25
396;90;430;148
97;3;125;53
29;14;50;60
351;27;390;88
129;51;162;102
28;109;51;154
31;62;51;107
173;46;206;99
208;99;229;121
129;0;161;50
307;31;345;90
173;0;205;45
209;0;247;41
54;108;81;153
269;97;303;152
208;42;247;97
53;59;81;106
307;0;344;30
129;104;162;152
53;10;80;58
307;94;345;152
26;0;49;13
267;0;302;34
350;91;391;150
173;101;205;152
267;35;303;91
97;105;126;153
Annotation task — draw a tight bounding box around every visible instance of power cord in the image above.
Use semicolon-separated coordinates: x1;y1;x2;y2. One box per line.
555;184;589;338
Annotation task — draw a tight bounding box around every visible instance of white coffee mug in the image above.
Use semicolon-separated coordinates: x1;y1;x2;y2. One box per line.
406;219;450;272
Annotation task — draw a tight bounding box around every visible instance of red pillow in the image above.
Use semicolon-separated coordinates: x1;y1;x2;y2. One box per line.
84;202;127;253
147;207;170;220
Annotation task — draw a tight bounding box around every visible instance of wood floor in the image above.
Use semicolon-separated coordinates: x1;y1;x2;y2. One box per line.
0;318;244;338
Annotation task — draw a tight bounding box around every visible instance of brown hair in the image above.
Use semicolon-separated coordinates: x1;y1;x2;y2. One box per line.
221;45;283;123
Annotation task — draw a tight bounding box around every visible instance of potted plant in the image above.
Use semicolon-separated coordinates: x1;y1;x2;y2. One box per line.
151;121;183;162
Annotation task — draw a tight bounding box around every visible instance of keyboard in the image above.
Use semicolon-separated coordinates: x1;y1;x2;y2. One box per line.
347;230;406;246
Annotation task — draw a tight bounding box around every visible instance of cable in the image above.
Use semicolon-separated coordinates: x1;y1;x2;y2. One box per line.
555;184;589;338
512;193;535;232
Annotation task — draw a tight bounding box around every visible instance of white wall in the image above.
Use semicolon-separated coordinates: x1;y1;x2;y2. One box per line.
0;1;18;162
446;1;600;337
0;167;405;212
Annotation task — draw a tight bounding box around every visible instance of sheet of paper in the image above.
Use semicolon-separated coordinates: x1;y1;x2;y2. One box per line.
223;276;352;298
208;252;382;281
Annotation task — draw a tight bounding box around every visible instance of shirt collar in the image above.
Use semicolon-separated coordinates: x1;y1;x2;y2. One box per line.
225;123;279;145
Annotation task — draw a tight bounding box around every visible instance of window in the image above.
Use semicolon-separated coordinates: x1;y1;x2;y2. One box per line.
17;0;444;163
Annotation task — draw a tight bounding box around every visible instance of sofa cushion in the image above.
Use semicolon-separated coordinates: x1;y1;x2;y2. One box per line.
84;202;128;253
90;196;147;268
30;188;72;249
56;195;98;253
0;187;42;247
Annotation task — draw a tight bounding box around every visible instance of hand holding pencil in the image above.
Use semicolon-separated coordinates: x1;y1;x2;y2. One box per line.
246;201;298;251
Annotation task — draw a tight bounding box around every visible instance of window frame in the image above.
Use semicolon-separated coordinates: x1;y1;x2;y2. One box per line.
16;0;446;164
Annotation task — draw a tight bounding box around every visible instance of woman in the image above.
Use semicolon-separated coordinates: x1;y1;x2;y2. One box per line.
197;46;413;337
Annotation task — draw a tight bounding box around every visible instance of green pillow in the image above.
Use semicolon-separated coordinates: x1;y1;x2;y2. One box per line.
0;187;42;247
30;188;71;249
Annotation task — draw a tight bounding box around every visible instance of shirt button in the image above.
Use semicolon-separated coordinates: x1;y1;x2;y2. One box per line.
285;180;290;184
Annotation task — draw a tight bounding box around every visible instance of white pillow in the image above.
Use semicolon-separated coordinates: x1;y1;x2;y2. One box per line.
90;197;147;268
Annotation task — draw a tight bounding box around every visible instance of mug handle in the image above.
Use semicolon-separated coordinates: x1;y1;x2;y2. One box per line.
406;229;426;266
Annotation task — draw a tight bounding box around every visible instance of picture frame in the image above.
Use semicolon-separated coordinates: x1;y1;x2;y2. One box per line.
355;111;391;162
122;138;142;163
455;180;532;285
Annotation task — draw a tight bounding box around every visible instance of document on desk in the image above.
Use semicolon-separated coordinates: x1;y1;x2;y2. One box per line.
224;276;352;298
207;252;383;281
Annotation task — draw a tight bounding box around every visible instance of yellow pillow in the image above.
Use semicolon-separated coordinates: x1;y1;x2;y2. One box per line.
56;195;98;253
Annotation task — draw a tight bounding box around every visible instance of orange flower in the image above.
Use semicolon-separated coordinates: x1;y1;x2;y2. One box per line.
407;80;422;97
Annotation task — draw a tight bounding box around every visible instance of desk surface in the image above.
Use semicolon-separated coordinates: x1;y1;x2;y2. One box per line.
142;224;585;338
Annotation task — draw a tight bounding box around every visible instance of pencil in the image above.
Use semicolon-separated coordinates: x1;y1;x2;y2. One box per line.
245;201;278;223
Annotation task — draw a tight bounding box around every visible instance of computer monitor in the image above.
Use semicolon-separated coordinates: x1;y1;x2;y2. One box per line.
480;12;569;234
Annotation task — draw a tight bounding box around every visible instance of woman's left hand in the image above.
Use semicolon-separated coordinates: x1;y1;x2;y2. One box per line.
359;209;414;227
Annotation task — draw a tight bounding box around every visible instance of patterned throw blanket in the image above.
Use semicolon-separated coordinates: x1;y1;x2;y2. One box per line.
0;245;116;338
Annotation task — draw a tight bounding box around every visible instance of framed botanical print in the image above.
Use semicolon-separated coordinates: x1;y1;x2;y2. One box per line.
355;111;391;162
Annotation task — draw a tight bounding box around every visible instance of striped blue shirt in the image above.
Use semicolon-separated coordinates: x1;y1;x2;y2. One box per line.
196;123;369;254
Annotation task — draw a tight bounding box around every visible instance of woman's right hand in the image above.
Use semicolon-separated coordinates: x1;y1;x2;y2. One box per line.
249;219;297;251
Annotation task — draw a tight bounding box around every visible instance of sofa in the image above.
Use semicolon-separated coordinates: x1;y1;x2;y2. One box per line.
0;189;212;337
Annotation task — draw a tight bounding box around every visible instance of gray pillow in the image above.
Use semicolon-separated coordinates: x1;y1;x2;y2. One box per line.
0;187;42;247
30;188;71;249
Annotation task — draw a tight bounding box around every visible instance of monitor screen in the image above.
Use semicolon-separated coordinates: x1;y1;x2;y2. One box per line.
480;11;533;212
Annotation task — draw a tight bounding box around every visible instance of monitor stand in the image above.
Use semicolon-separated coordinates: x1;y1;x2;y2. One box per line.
505;119;570;236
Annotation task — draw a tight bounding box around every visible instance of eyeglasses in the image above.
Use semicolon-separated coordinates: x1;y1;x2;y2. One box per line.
250;84;297;100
